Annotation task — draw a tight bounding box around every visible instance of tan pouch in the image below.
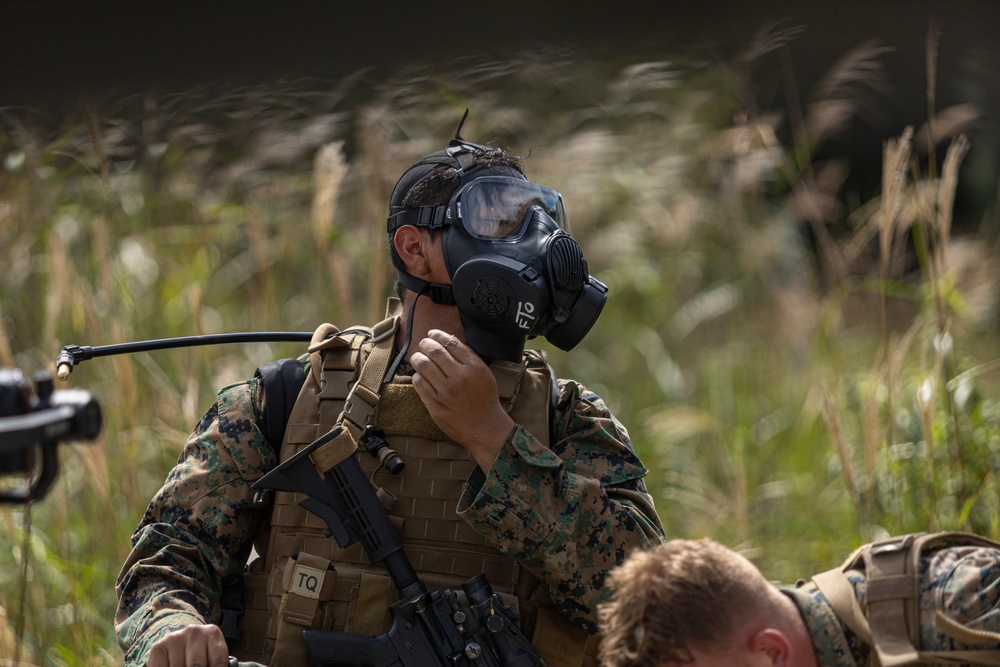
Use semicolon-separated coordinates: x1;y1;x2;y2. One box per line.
270;552;337;667
345;571;396;635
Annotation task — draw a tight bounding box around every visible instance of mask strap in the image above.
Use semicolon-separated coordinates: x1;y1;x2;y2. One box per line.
383;290;419;382
383;277;455;382
396;270;455;306
447;143;480;175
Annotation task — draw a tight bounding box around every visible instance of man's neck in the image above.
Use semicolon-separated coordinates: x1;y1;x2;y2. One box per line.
395;291;465;363
772;589;820;667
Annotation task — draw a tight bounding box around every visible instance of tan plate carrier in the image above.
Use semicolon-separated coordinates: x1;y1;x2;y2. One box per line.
229;303;597;666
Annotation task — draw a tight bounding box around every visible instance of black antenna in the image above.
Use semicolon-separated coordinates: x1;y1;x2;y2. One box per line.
448;109;492;157
454;108;470;141
54;331;313;381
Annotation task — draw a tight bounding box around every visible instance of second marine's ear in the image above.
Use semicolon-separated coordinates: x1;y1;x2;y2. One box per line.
748;628;792;667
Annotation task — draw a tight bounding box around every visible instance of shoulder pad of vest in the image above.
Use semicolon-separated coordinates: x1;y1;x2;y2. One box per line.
255;355;309;455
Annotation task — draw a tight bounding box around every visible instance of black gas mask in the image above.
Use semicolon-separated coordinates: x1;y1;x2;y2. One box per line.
387;138;607;362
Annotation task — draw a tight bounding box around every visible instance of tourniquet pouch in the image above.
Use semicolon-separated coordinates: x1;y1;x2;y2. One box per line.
270;551;337;667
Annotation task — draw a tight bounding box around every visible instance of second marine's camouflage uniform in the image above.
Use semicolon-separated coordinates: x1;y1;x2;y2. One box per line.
115;317;665;667
783;544;1000;666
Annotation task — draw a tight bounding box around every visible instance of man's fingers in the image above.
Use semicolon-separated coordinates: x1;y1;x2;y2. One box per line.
412;340;463;385
146;624;229;667
184;642;209;667
203;629;230;667
411;371;438;404
410;351;447;389
414;339;452;372
426;329;474;363
145;643;167;667
165;641;180;667
147;639;188;667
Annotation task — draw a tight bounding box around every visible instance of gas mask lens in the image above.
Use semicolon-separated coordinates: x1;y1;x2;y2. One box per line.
457;177;567;240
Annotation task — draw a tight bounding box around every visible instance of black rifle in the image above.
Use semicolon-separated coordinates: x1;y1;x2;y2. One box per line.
253;426;545;667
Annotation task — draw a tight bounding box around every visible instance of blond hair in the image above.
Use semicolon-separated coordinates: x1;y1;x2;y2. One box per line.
597;538;774;667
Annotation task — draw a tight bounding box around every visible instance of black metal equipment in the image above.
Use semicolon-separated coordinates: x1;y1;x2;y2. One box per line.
55;331;313;380
0;368;102;503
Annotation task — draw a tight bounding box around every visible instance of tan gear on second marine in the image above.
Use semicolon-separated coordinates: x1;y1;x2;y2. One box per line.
808;531;1000;666
228;299;597;667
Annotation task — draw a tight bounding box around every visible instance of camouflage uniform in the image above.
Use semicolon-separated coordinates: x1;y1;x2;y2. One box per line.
782;545;1000;666
115;352;665;667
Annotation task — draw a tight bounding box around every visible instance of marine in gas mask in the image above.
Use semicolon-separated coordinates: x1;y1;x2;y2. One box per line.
387;133;607;364
117;121;664;667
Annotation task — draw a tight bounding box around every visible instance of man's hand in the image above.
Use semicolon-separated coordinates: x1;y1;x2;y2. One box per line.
145;623;231;667
410;329;516;471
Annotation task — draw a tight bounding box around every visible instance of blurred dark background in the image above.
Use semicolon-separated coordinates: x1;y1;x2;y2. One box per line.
3;0;998;225
4;1;996;107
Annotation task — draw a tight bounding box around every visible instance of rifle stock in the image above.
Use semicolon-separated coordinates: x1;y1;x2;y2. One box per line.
301;628;399;667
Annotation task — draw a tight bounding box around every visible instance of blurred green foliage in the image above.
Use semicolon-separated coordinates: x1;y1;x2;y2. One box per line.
1;34;998;665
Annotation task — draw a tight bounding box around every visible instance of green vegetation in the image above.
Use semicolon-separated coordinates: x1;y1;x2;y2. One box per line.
1;32;998;666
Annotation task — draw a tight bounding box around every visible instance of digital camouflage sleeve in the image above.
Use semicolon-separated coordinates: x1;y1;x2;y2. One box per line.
116;373;664;664
458;379;666;632
115;377;274;667
782;545;1000;666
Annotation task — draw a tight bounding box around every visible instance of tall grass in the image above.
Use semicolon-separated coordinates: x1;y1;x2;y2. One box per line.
1;37;998;665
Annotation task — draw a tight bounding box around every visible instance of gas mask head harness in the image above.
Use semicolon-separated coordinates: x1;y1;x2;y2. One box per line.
386;127;607;363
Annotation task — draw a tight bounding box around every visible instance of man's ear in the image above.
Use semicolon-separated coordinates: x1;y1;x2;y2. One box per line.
748;628;791;667
393;226;433;278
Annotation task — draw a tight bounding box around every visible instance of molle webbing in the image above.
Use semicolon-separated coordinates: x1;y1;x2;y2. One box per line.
230;313;580;665
810;531;1000;666
231;321;373;663
310;314;399;475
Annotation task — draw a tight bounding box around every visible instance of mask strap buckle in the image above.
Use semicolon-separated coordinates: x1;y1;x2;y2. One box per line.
416;205;447;229
426;283;456;306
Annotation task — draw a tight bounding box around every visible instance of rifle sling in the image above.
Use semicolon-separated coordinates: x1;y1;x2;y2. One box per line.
311;313;399;474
